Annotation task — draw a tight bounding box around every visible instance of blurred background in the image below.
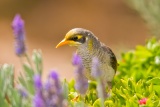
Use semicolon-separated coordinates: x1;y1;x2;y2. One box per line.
0;0;155;80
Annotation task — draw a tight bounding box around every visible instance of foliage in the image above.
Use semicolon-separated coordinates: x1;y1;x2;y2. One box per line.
111;38;160;106
0;38;160;107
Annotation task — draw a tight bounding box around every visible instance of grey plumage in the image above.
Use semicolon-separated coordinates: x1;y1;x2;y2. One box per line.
73;28;117;88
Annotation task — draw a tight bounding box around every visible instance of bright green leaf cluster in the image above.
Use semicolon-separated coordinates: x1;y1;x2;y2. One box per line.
111;38;160;106
117;38;160;82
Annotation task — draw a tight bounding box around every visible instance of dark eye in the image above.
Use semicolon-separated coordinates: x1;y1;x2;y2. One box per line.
72;36;78;41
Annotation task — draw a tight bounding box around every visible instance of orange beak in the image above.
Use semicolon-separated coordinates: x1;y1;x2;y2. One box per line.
56;38;78;48
56;39;69;48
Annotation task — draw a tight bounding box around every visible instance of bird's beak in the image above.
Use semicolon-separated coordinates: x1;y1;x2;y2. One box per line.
56;38;78;48
56;38;69;48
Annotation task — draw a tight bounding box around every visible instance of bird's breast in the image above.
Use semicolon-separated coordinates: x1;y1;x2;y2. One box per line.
77;45;115;81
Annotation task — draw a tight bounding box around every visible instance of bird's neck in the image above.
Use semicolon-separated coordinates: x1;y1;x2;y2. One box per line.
77;38;101;58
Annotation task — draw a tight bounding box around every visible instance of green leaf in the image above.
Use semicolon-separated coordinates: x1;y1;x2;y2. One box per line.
62;79;69;99
135;45;152;58
18;73;27;88
153;85;160;96
104;100;114;106
128;78;134;90
23;63;34;78
148;83;153;93
120;79;128;88
120;86;128;95
88;81;97;90
32;50;43;74
126;99;136;107
22;63;35;94
68;92;78;100
93;99;101;107
74;101;85;107
146;77;160;85
69;80;75;92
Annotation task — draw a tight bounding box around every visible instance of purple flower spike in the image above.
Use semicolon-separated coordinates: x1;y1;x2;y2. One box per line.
12;14;24;37
44;80;51;91
75;77;88;95
72;53;82;65
91;57;101;78
49;70;61;93
33;93;45;107
50;70;59;80
32;71;66;107
72;53;88;94
34;75;42;90
75;67;88;95
17;85;28;98
12;14;26;56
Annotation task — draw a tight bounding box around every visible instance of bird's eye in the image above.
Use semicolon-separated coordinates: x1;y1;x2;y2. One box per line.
72;36;78;41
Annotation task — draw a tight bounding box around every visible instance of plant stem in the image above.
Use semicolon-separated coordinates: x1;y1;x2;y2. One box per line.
97;78;105;107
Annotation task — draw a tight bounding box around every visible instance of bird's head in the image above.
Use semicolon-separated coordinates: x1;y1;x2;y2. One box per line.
56;28;96;48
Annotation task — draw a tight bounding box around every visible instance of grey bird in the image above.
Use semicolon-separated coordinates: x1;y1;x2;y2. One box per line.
56;28;117;90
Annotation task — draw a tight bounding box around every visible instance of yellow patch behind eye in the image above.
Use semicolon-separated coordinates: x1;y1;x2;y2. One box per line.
77;35;83;40
88;39;93;52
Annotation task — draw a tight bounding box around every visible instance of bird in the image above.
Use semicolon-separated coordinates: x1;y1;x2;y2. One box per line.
56;28;117;90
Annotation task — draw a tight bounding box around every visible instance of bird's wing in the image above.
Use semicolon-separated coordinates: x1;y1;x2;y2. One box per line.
101;45;118;72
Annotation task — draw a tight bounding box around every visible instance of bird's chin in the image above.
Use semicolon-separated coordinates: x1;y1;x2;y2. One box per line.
69;42;81;47
69;45;79;47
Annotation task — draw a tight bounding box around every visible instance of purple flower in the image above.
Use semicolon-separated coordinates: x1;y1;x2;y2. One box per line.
12;14;26;56
91;57;109;100
72;53;82;65
33;92;45;107
91;57;101;78
44;80;51;91
33;74;45;107
75;77;88;95
17;85;28;98
72;53;88;94
45;71;64;106
34;75;42;90
33;71;66;107
49;70;59;81
49;70;61;93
